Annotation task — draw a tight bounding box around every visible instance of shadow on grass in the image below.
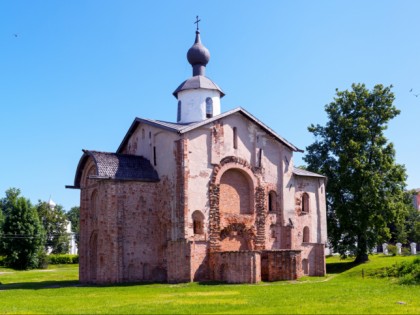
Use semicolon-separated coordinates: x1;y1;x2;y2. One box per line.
0;280;81;291
0;280;168;291
326;261;358;274
197;281;227;286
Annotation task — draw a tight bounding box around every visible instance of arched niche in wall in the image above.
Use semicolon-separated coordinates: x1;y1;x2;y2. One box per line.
219;168;254;215
303;226;310;243
90;190;98;224
302;258;309;275
89;231;98;282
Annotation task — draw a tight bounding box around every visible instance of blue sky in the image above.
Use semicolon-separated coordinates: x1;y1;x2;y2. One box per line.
1;1;419;210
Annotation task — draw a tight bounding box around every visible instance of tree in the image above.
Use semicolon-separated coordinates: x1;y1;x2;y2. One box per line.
0;188;45;269
403;190;420;244
304;83;410;263
66;206;80;248
36;201;69;254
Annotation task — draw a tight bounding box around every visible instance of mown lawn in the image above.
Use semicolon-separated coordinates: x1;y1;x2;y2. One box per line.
0;255;419;314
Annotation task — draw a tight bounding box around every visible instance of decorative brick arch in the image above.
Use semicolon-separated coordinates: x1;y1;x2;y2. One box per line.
211;156;258;188
209;156;266;251
81;162;97;189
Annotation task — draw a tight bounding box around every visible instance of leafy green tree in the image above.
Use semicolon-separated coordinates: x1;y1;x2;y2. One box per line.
36;201;69;254
304;83;410;263
404;191;420;243
0;188;45;269
66;206;80;248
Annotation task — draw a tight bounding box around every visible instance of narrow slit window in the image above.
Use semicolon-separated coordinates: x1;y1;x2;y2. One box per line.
258;148;263;167
153;146;157;166
302;193;309;213
177;101;181;122
206;97;213;118
233;127;238;149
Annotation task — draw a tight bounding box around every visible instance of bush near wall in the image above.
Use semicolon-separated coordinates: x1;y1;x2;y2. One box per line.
48;254;78;264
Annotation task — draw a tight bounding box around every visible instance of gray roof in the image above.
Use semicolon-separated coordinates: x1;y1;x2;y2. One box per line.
173;75;225;98
70;150;159;188
293;167;326;178
117;107;302;153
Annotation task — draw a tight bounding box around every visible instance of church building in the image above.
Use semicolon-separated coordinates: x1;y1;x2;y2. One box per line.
67;25;327;284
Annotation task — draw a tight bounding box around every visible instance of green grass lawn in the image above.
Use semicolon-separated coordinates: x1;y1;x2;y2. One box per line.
0;255;419;314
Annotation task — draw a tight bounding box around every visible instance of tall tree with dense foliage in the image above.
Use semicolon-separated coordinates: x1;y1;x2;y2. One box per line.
36;201;69;254
66;206;80;247
304;83;410;263
0;188;45;269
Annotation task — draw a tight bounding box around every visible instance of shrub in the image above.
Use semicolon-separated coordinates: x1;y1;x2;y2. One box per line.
37;250;49;269
48;254;78;265
401;247;411;256
387;245;397;256
0;256;5;266
370;257;420;285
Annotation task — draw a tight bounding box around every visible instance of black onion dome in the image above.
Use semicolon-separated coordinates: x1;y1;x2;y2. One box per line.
187;31;210;67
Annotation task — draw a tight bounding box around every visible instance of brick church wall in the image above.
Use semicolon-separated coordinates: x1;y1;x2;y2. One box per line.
262;250;302;281
79;156;175;283
190;240;209;281
167;240;191;283
211;251;261;283
301;243;326;276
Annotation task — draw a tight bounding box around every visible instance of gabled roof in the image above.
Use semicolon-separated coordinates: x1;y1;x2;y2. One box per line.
68;150;159;189
117;107;302;153
293;167;326;178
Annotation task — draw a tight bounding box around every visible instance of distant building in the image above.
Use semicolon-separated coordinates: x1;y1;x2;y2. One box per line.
67;25;327;284
48;198;78;255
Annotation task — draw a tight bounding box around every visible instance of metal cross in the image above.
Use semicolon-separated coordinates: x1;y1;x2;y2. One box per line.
194;15;201;31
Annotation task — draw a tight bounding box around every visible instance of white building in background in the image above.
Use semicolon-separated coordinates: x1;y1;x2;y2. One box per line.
48;197;78;255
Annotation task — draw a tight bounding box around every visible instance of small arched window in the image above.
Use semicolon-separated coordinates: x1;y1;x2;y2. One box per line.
303;226;310;243
192;210;205;235
206;97;213;118
301;193;309;213
141;128;145;139
268;191;277;212
177;101;182;122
